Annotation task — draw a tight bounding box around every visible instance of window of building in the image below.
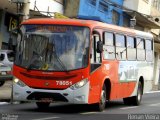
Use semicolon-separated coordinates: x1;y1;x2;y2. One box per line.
112;10;120;25
98;0;108;12
115;34;126;60
123;17;130;27
103;32;115;60
88;0;97;6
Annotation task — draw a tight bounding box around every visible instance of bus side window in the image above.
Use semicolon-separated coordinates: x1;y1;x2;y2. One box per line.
146;39;153;62
137;38;145;61
90;31;102;72
103;32;115;60
91;33;101;63
115;34;126;60
127;36;136;60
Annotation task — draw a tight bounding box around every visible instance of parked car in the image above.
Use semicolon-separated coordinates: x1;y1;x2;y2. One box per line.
0;63;12;87
0;50;14;68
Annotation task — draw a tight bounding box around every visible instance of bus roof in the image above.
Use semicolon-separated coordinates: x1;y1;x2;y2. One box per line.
22;18;153;39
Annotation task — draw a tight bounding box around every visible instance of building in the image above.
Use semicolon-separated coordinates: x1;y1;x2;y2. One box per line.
0;0;63;50
150;0;160;90
64;0;125;26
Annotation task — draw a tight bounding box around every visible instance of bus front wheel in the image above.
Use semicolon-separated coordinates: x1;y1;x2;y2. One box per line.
94;85;106;111
36;102;50;109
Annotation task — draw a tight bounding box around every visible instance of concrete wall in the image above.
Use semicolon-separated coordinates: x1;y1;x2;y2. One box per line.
151;5;160;89
154;43;160;86
123;0;151;15
64;0;80;18
151;7;160;36
0;11;10;47
137;0;152;15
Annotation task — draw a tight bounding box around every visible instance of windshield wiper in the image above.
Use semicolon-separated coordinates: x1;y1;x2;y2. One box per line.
52;50;68;72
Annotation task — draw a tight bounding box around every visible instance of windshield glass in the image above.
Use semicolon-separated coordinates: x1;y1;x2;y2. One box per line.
15;25;90;71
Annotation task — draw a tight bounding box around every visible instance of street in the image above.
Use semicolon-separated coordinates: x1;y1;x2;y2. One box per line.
0;82;160;120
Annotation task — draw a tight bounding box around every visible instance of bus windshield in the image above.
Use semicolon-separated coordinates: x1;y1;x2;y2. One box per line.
15;25;90;71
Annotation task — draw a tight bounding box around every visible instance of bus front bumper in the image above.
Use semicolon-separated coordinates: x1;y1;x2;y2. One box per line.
13;81;90;104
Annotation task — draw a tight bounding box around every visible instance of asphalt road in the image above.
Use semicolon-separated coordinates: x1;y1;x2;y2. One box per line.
0;91;160;120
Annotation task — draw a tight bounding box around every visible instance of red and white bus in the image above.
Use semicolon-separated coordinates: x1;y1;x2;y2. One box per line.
13;18;154;111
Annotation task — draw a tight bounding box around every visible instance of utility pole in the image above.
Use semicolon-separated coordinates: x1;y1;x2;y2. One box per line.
22;0;30;21
11;0;30;25
10;0;30;104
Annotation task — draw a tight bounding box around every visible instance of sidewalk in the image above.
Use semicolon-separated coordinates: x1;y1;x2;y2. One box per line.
0;81;12;101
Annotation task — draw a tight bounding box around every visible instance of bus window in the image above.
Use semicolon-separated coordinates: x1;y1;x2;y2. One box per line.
127;36;136;60
115;34;126;60
103;32;115;59
137;38;145;61
90;31;101;72
146;39;153;62
91;33;101;63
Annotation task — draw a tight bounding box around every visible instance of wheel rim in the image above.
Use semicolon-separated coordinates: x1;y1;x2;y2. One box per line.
100;90;106;106
137;84;142;102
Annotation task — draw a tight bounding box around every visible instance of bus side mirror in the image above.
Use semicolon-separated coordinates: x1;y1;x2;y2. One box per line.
97;41;103;53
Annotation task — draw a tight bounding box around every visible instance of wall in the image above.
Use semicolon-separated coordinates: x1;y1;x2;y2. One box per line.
151;7;160;36
123;0;151;15
150;5;160;89
30;0;64;16
123;0;139;11
64;0;80;18
137;0;152;15
0;11;17;49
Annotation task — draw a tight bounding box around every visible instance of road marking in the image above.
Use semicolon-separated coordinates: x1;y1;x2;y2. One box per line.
120;106;138;110
80;112;98;115
146;90;160;94
149;103;160;107
32;117;60;120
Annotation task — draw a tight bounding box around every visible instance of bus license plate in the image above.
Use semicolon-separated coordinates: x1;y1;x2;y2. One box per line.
40;98;53;102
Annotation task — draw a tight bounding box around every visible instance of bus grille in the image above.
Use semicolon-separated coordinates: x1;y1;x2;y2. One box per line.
27;92;68;102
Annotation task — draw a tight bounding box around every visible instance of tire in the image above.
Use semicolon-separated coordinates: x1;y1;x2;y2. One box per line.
94;85;106;111
132;82;143;105
0;81;5;87
123;97;132;105
36;102;50;109
123;82;143;106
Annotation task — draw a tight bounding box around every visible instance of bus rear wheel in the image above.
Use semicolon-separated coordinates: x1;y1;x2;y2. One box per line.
123;82;143;105
94;85;106;111
132;82;143;105
36;102;50;109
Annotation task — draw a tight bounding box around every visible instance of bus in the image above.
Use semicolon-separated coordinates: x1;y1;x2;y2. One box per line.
12;18;154;111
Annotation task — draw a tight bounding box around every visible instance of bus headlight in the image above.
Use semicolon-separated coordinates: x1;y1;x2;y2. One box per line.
70;78;88;90
13;77;26;87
